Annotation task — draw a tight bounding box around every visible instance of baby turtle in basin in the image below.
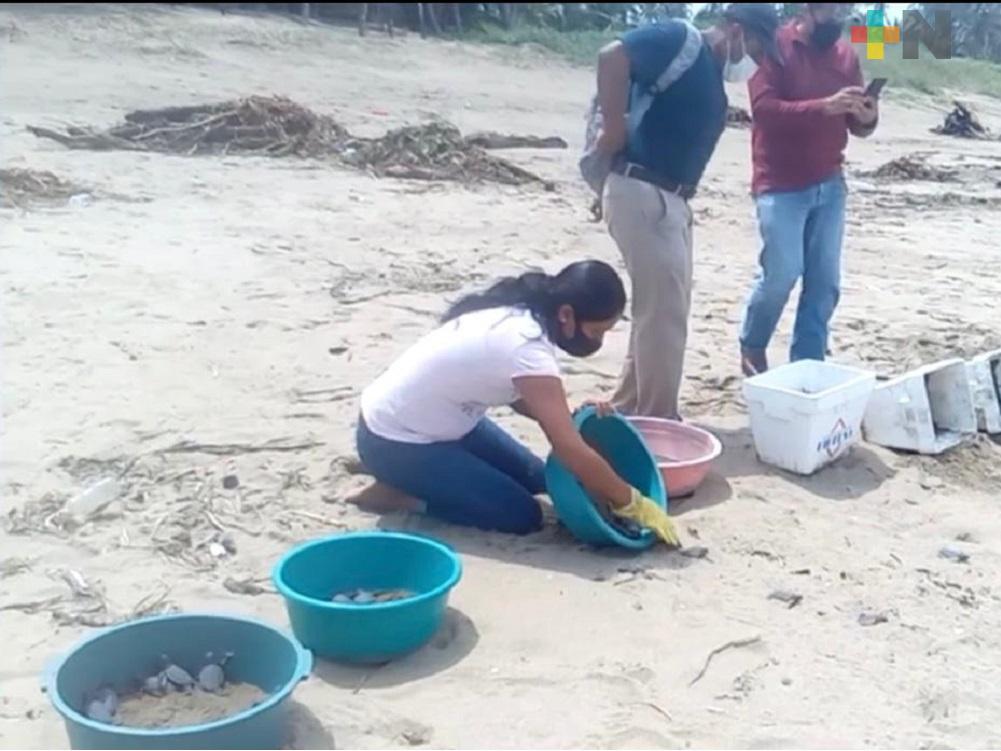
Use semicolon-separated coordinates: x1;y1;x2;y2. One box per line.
160;657;196;691
593;499;645;539
84;687;119;724
330;588;416;604
142;673;169;697
84;652;245;727
44;613;312;748
197;651;234;693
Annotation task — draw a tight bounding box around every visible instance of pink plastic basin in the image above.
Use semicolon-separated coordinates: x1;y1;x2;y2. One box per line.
627;418;723;499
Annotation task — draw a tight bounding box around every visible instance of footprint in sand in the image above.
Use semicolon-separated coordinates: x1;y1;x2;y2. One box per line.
361;716;434;748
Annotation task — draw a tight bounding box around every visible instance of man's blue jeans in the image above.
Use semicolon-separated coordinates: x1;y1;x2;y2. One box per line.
740;174;846;362
356;417;546;535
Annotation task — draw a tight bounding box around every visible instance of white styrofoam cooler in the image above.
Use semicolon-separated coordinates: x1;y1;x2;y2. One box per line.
968;349;1001;434
862;358;976;454
743;360;877;475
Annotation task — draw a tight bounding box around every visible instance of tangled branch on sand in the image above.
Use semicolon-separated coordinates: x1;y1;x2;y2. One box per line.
932;101;989;139
29;96;348;158
6;433;347;581
159;438;325;456
689;635;763;686
0;168;87;208
0;557;32;579
342;121;554;187
463;131;567;150
864;154;958;182
28;96;552;187
0;571;175;628
223;576;274;597
3;494;70;538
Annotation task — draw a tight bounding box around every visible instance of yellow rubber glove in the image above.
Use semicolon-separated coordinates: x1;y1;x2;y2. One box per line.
612;488;681;547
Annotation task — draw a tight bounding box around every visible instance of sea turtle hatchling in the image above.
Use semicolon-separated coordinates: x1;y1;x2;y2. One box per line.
197;663;225;693
85;699;115;724
197;651;234;693
331;588;415;604
160;656;195;690
84;687;119;724
142;672;169;696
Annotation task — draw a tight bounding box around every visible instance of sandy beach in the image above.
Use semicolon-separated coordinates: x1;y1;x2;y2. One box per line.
3;4;1001;748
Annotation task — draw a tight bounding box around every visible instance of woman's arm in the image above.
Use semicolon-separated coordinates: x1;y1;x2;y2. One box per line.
511;399;534;419
513;375;632;508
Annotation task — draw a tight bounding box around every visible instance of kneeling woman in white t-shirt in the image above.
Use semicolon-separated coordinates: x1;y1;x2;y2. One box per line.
355;260;678;544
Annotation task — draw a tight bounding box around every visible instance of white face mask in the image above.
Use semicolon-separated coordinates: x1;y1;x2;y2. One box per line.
723;36;758;83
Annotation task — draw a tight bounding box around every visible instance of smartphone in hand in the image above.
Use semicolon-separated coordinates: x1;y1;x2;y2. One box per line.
865;77;888;98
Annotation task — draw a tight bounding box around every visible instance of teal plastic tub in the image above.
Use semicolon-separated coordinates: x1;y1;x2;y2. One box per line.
43;613;312;750
273;531;462;664
545;407;668;549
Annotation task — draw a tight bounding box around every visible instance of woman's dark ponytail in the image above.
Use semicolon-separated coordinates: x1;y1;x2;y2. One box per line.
442;260;626;338
442;272;556;323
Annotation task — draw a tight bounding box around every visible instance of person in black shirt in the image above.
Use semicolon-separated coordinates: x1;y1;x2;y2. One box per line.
594;4;779;419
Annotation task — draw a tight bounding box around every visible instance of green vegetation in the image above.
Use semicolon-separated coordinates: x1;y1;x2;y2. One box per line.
188;2;1001;99
466;20;1001;100
861;43;1001;100
465;26;615;66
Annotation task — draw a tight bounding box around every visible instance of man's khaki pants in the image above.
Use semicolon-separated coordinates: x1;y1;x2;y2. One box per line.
603;172;693;419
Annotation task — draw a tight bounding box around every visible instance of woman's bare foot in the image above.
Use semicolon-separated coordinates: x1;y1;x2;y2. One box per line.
346;481;424;514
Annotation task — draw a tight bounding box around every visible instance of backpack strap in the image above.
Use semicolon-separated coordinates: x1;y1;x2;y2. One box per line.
628;21;704;133
579;21;705;199
651;21;703;94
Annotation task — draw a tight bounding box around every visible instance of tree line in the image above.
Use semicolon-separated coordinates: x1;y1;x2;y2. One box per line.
181;3;1001;63
180;3;793;33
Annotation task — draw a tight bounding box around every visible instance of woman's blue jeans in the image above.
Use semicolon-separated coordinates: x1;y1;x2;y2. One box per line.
356;417;546;535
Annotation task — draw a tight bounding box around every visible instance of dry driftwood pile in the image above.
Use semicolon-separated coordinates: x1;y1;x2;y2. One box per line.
28;96;553;187
867;154;957;182
726;105;752;129
0;168;87;208
932;101;989;139
28;96;348;158
342;121;552;186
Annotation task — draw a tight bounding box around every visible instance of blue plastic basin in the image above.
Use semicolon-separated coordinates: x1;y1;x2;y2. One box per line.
43;613;313;750
545;407;668;549
273;531;462;664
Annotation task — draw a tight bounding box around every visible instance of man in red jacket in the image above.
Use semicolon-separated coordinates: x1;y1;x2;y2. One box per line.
739;2;878;376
